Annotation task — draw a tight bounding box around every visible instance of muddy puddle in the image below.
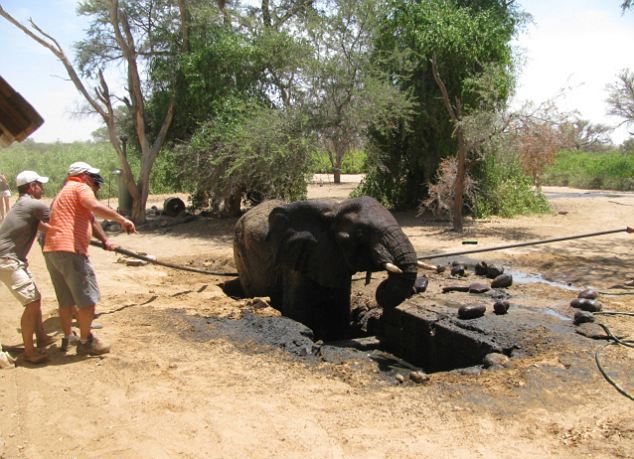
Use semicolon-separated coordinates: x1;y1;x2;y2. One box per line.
173;309;441;383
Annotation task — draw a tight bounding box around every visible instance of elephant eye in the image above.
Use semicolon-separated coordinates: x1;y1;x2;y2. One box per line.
354;227;370;240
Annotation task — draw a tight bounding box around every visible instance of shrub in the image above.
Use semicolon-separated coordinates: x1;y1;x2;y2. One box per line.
177;100;317;215
471;152;550;218
542;149;634;191
311;149;368;174
1;140;184;198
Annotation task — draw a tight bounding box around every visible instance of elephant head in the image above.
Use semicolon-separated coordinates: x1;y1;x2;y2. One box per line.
267;196;418;309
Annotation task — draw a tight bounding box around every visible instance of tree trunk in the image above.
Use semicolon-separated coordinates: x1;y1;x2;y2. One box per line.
333;146;345;184
223;190;243;217
452;130;465;232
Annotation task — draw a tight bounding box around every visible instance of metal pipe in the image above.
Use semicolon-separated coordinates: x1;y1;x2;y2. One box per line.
417;227;629;260
90;240;238;276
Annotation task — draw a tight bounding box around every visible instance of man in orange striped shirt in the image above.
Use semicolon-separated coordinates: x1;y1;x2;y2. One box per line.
43;162;136;355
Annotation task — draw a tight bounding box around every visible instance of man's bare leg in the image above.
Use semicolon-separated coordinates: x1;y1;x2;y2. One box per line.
33;302;54;347
21;301;46;363
76;305;95;341
58;306;74;337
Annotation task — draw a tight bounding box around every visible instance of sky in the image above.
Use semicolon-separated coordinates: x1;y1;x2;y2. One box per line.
1;0;634;144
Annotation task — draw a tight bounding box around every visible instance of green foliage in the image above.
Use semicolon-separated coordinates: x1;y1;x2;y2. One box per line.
620;137;634;154
542;149;634;191
311;150;368;174
178;99;316;208
0;140;181;197
471;152;550;218
363;0;522;208
0;141;120;197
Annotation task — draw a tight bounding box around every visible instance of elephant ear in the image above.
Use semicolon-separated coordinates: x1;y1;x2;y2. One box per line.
267;201;351;288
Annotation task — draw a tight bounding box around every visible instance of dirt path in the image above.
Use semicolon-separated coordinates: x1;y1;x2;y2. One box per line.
0;179;632;458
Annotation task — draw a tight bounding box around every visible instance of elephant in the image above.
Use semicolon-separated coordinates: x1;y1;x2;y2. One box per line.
233;196;423;340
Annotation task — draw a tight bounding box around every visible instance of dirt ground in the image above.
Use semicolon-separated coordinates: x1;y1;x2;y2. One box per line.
0;175;633;458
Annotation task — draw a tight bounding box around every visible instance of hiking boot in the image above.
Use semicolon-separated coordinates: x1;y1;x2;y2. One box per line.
76;334;111;356
61;331;79;352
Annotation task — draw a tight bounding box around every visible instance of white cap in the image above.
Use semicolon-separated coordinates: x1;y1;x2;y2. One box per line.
16;171;49;187
68;161;100;176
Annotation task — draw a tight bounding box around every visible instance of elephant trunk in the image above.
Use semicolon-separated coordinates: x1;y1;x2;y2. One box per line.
374;225;418;309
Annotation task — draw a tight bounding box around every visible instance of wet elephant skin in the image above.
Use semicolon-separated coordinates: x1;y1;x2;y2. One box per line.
233;197;419;340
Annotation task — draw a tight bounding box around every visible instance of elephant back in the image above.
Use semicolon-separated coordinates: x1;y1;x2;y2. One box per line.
233;200;285;297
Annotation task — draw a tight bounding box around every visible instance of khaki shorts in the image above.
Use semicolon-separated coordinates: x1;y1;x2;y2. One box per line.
0;256;41;306
44;251;100;308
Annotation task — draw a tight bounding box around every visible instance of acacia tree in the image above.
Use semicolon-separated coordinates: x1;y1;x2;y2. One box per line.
607;69;634;136
302;0;412;184
0;0;188;222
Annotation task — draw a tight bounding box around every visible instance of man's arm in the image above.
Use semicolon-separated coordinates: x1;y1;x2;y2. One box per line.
92;217;116;251
83;199;136;234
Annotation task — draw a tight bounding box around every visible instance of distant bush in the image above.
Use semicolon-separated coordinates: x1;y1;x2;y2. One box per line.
0;140;182;197
471;152;551;218
542;149;634;191
311;149;367;174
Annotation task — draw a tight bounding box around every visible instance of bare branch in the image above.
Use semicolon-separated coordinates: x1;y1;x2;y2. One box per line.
430;57;457;122
0;6;108;119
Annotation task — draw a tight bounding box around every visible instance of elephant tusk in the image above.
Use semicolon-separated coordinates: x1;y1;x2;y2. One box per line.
417;261;438;271
384;262;403;274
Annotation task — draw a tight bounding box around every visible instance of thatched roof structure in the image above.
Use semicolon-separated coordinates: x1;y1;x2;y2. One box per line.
0;75;43;147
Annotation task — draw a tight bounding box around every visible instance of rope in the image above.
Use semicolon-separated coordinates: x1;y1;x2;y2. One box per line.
90;240;238;276
595;342;634;401
590;317;634;401
418;227;628;260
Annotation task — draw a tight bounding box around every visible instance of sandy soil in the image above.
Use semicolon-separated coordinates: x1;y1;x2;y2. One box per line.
0;175;633;458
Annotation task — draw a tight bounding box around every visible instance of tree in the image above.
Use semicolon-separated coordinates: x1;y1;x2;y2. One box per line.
606;69;634;135
0;1;188;222
301;0;412;184
621;1;633;11
179;101;316;216
559;119;613;152
360;0;522;209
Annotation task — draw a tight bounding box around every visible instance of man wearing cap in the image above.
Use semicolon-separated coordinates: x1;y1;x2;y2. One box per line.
43;162;136;356
0;170;55;365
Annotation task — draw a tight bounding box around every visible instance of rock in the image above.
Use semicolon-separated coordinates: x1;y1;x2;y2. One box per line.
409;371;430;384
493;300;510;315
457;366;482;376
458;304;486;319
475;261;488;276
491;273;513;288
413;276;429;293
451;264;466;277
395;373;405;384
486;264;505;279
442;285;470;293
578;289;598;300
124;259;148;267
468;282;490;294
442;282;489;294
570;298;602;312
575;323;609;340
573;310;595;325
483;352;511;368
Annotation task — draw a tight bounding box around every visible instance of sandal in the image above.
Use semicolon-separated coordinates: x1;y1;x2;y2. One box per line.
23;352;48;364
